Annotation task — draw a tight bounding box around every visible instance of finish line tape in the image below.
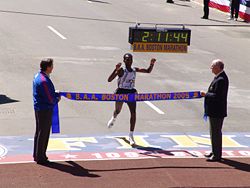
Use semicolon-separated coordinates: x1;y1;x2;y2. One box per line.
52;91;202;133
59;91;202;102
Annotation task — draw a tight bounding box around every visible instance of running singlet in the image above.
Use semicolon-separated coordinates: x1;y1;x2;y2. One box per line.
117;66;136;89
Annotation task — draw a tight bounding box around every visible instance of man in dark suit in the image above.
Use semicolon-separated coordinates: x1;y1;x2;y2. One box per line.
201;59;229;162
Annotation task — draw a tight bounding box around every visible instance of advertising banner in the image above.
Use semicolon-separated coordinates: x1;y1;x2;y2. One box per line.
210;0;250;22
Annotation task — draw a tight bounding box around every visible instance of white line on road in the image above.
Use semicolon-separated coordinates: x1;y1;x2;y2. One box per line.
144;101;165;114
47;26;67;40
79;45;120;51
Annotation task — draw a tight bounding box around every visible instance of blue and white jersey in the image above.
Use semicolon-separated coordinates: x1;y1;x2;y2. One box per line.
117;66;136;89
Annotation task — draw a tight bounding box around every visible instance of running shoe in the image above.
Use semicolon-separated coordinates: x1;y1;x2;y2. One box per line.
129;135;135;145
107;117;116;128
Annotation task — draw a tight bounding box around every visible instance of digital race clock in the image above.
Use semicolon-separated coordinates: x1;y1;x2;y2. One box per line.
128;26;191;53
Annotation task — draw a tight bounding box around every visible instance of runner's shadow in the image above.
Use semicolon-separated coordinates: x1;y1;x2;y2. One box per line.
220;158;250;172
135;145;198;158
117;137;197;157
133;144;175;157
43;161;100;177
0;95;19;105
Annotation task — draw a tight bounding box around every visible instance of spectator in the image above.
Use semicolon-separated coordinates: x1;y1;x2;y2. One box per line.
201;59;229;162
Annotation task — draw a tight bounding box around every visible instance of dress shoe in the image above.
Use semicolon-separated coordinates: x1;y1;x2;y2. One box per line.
36;159;51;165
167;0;174;3
34;156;48;162
201;16;208;19
206;156;221;162
204;152;213;158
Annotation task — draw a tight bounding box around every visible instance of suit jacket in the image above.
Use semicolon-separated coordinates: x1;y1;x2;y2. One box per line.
204;71;229;118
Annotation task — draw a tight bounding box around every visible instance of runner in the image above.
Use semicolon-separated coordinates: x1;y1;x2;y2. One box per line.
107;53;156;145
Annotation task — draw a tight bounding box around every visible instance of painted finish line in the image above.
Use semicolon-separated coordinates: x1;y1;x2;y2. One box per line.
0;132;250;163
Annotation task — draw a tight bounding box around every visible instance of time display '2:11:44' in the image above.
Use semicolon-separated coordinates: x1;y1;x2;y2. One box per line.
137;31;189;44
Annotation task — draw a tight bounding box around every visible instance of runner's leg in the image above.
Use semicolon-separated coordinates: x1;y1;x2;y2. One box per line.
114;101;124;118
127;102;136;131
127;102;136;145
108;101;124;128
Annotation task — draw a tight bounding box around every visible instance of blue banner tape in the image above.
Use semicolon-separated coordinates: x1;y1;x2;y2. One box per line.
59;91;202;102
52;91;202;134
52;103;60;134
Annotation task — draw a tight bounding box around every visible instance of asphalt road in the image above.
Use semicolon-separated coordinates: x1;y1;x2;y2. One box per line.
0;0;250;137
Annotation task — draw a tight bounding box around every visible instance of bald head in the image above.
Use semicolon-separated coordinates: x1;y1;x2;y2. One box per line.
211;59;224;75
211;59;224;70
